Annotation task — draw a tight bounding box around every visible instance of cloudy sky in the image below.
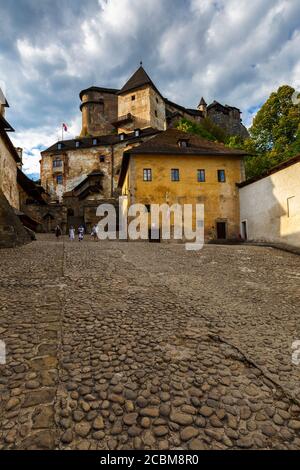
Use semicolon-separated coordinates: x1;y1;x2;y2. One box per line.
1;0;300;176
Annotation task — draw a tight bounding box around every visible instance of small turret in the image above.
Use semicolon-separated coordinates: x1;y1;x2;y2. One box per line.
198;97;207;115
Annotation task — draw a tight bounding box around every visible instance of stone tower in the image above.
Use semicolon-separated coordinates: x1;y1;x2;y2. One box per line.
117;66;166;133
80;86;119;137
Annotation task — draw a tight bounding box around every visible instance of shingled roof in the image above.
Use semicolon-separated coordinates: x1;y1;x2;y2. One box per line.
79;86;119;100
41;127;160;154
125;128;248;156
118;128;249;187
0;115;21;163
118;66;163;98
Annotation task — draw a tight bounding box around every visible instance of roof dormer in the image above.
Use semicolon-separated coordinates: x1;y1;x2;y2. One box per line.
178;138;189;148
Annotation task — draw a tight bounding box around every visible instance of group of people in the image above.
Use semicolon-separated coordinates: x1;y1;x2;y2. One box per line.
55;224;98;242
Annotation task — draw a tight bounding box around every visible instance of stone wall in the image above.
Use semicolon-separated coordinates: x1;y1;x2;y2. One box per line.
118;86;166;132
41;134;158;203
207;108;249;138
0;190;31;248
41;146;113;202
80;90;118;136
0;134;19;209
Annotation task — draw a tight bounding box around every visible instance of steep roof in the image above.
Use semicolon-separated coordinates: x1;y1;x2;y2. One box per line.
207;100;241;113
0;115;21;163
17;168;47;204
0;87;9;107
0;113;14;132
124;128;248;156
118;66;163;98
79;86;119;100
164;98;203;119
118;128;249;187
41;127;160;154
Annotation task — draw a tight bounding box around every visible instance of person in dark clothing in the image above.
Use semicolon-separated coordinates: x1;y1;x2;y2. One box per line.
55;225;62;238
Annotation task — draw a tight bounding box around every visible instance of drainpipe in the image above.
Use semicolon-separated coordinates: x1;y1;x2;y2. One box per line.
111;144;114;198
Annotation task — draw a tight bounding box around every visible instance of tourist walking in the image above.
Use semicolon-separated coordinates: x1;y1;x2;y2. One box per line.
78;225;85;242
91;224;98;241
55;225;62;238
69;226;75;241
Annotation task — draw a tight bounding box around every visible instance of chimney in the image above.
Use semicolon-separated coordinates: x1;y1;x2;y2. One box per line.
16;147;23;167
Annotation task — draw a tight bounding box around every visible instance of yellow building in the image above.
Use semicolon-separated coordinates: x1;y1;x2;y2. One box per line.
118;129;248;241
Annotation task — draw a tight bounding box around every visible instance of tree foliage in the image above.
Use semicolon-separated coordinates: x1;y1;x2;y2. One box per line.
176;117;226;143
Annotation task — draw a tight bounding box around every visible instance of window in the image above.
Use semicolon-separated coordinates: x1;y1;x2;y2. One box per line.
53;159;63;168
143;169;152;181
197;169;205;182
119;133;125;141
131;95;136;101
178;139;188;148
171;169;180;181
218;169;226;182
99;155;105;163
93;138;97;145
134;129;141;137
287;196;296;217
145;204;151;212
155;110;158;117
57;143;62;150
56;175;63;185
75;141;80;148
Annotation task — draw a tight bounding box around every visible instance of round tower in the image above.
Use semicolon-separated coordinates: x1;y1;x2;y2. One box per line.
79;87;118;137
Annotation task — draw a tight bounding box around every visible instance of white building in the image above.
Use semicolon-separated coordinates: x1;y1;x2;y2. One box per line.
239;155;300;249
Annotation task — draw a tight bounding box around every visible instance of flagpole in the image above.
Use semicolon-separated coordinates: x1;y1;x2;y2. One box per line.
62;124;63;141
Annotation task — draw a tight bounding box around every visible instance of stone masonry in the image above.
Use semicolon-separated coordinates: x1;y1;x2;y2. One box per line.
0;237;300;450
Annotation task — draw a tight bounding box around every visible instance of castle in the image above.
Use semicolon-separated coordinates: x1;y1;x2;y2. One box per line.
79;65;248;138
39;65;249;233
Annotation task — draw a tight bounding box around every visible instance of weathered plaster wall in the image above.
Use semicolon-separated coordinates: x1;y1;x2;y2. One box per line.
41;146;112;201
124;153;243;240
0;135;19;209
239;162;300;248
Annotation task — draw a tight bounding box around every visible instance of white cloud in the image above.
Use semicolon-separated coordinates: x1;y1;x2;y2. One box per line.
1;0;300;176
10;115;82;175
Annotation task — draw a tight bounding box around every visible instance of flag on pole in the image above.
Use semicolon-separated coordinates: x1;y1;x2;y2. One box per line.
63;123;68;132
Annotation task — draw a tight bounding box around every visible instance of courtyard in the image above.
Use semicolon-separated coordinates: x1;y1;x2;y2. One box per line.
0;235;300;450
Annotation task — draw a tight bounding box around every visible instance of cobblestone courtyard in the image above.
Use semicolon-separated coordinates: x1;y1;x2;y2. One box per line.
1;235;300;450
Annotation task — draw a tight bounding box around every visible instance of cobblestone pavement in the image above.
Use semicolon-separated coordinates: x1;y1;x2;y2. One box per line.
1;235;300;450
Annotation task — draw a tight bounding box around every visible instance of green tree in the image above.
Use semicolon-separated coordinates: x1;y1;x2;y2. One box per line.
176;117;226;142
250;85;300;156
